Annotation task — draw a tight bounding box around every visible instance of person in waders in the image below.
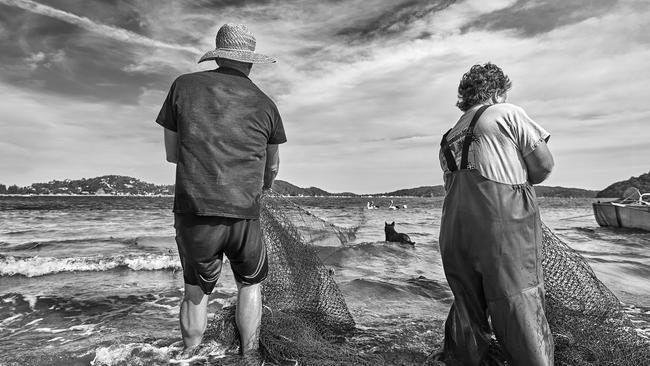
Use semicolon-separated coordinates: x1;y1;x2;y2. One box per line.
435;63;555;365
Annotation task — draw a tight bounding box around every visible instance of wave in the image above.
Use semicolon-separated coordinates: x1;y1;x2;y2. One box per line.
91;336;249;366
93;342;180;366
0;292;179;317
2;236;177;254
320;241;417;260
342;276;452;302
3;229;55;236
566;226;650;245
0;253;180;277
1;236;139;251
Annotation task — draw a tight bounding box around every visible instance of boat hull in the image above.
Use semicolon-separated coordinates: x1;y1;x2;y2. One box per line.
592;202;650;231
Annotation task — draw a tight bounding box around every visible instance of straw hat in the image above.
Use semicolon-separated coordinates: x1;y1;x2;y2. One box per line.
198;24;276;64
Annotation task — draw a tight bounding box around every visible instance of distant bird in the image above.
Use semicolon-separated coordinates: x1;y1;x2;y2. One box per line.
388;200;399;210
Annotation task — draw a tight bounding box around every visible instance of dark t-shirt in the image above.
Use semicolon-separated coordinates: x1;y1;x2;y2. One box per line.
156;67;287;218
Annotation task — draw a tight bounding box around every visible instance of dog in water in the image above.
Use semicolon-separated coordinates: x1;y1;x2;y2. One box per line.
384;221;415;245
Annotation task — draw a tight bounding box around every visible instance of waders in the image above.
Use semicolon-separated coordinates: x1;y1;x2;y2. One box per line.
438;105;554;365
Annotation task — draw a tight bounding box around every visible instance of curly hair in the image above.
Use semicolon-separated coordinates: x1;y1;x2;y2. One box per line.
456;62;512;112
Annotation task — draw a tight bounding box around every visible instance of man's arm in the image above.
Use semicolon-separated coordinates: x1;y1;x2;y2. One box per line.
524;140;554;185
164;128;178;164
263;144;279;190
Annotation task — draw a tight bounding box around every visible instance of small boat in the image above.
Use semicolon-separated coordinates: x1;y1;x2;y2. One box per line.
592;187;650;231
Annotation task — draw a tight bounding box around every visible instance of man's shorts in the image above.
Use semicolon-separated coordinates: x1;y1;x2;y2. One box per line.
174;214;268;294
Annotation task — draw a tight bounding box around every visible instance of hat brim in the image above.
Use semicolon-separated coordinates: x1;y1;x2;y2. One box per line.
198;49;276;64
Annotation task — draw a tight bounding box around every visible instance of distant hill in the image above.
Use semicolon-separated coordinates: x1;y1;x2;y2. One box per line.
596;171;650;198
370;186;446;197
270;182;445;197
271;180;354;196
0;175;173;195
376;185;596;198
0;176;600;198
273;181;596;198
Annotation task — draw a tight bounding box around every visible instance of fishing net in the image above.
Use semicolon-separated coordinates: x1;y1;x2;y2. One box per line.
427;223;650;365
208;192;649;365
208;192;380;365
541;223;650;366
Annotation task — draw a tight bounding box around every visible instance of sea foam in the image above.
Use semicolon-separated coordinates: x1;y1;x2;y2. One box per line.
0;254;180;277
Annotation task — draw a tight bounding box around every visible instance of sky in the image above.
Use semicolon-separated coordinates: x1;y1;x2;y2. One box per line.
0;0;648;194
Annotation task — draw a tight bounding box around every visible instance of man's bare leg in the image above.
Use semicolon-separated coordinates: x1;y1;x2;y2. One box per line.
236;281;262;353
180;283;209;349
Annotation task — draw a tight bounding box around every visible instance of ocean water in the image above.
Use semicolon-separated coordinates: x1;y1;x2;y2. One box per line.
0;195;648;365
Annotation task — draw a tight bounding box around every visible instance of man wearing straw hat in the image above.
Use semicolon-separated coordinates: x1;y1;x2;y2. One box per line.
156;23;286;364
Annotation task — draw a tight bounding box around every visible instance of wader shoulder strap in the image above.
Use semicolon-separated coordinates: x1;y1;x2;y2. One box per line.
460;105;490;170
440;130;458;172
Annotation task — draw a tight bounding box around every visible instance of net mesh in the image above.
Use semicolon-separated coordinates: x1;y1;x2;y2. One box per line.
209;193;380;365
541;223;649;366
208;193;649;365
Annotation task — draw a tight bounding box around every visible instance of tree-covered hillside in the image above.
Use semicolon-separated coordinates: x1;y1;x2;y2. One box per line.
371;186;446;197
0;175;173;195
271;180;354;196
375;185;596;198
596;171;650;198
0;175;604;198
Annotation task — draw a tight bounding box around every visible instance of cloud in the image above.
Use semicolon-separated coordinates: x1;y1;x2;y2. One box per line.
0;0;201;53
463;0;619;36
24;51;45;69
23;49;65;70
334;0;458;41
263;0;650;191
0;0;649;192
0;1;197;103
0;81;173;186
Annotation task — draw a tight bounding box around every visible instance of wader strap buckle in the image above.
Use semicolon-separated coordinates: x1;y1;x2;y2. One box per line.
460;105;490;170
